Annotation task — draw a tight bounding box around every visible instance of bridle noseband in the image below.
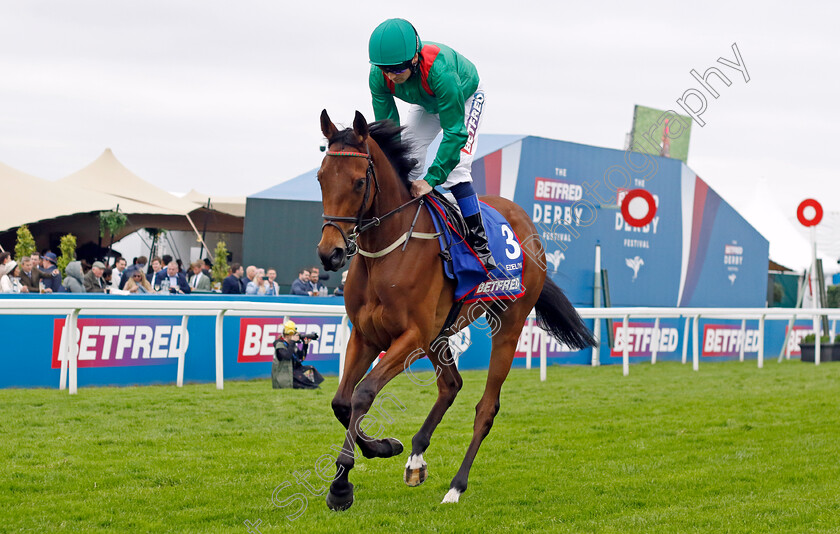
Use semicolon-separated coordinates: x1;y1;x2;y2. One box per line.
321;144;425;258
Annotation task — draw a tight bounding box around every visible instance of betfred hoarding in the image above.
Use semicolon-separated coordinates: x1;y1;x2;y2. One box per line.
701;324;760;357
51;317;185;368
514;318;583;359
610;321;679;357
238;317;346;363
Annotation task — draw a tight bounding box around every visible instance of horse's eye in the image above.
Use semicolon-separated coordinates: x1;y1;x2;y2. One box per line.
354;178;366;191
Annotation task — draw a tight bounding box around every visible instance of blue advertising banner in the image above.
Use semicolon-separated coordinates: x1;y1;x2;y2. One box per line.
469;136;768;308
0;301;823;390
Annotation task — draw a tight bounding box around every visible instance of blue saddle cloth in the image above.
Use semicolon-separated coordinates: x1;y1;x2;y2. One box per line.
425;197;525;303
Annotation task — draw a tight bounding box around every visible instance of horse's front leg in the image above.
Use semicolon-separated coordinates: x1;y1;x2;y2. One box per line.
331;329;400;459
405;336;463;486
327;331;423;511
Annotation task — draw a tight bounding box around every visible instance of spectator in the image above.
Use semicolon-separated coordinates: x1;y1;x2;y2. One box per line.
18;257;41;293
124;270;153;294
111;257;127;289
187;261;211;291
265;269;280;296
152;261;191;294
103;267;113;289
62;261;86;293
309;266;325;296
175;258;184;273
161;254;173;267
147;256;163;283
202;258;213;277
334;270;348;296
245;265;257;287
84;261;107;293
222;263;245;294
40;252;62;293
246;268;268;295
30;252;42;274
0;254;17;293
290;268;312;295
120;255;147;290
9;264;24;293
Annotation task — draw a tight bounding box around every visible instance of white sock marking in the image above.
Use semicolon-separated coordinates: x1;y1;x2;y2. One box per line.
441;488;461;504
405;453;426;470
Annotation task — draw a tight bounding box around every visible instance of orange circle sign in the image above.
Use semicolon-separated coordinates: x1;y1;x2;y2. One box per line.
797;199;823;227
621;189;657;227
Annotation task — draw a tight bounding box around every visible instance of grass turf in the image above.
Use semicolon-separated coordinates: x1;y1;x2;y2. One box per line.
2;360;839;533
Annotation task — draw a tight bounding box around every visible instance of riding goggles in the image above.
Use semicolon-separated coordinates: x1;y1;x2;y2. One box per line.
379;61;413;74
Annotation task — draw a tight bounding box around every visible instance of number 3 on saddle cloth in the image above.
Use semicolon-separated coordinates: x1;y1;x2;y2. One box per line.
425;197;525;304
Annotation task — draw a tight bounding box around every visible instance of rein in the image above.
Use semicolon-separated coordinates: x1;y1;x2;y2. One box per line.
321;147;438;258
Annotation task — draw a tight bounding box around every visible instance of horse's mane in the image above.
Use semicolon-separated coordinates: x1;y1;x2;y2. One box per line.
328;120;416;190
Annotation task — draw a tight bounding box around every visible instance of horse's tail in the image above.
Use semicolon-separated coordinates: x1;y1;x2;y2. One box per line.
535;277;598;350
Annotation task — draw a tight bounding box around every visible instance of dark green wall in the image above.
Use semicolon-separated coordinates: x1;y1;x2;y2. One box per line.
242;198;347;293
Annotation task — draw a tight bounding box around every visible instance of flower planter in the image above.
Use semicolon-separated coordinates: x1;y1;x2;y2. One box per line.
800;343;840;362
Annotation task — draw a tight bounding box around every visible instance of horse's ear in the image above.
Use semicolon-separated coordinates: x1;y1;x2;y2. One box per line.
320;109;338;140
353;111;369;141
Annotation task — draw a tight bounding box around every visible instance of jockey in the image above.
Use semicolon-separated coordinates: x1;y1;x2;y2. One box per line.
368;18;496;271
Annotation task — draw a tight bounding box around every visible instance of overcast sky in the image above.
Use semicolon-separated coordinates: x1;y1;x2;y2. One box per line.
1;1;837;270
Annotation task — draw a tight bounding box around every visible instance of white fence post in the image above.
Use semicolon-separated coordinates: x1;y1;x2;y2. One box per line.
682;316;690;364
177;316;189;387
539;325;547;382
59;313;71;391
215;309;226;390
651;316;660;365
526;316;534;370
68;308;80;395
338;314;349;383
758;314;765;368
692;315;700;371
814;311;821;366
739;319;746;362
622;314;629;377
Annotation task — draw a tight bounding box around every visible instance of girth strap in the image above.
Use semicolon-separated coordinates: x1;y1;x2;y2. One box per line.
357;231;442;258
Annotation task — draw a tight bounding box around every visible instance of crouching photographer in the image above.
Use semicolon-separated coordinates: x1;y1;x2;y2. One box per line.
271;320;324;389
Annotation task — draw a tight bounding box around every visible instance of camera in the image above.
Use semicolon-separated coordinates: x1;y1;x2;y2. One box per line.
300;332;319;341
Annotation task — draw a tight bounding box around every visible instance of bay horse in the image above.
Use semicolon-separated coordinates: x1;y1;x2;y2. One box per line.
317;110;596;510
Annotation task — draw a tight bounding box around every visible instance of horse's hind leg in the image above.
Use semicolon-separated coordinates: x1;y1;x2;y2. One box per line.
405;337;463;486
331;330;401;459
442;316;522;504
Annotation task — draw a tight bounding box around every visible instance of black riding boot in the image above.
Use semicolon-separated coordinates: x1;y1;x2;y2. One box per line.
464;212;497;271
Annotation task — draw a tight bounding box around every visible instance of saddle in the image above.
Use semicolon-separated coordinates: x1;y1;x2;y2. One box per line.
424;193;525;305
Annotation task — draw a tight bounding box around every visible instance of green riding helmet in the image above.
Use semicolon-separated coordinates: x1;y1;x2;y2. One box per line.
369;18;420;66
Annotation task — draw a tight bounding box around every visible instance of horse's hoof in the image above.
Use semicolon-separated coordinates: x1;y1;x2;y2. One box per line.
386;438;404;457
404;454;427;486
326;489;354;512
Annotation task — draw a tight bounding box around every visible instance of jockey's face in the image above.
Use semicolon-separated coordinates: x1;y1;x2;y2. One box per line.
384;69;411;84
381;54;417;84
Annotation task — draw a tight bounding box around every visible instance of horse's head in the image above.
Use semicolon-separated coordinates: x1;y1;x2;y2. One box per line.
317;109;373;271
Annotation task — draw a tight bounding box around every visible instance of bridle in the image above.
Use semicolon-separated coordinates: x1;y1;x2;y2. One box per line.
321;144;429;258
